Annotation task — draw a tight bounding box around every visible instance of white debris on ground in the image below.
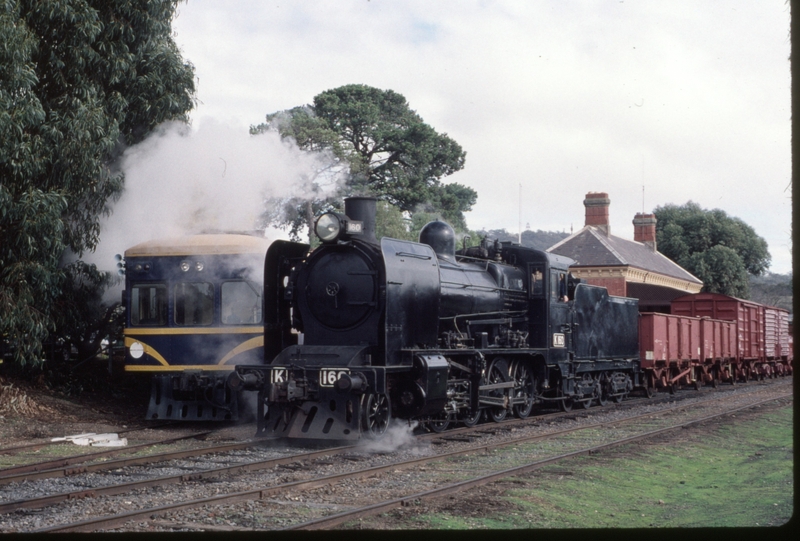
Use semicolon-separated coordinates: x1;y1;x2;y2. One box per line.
51;433;128;447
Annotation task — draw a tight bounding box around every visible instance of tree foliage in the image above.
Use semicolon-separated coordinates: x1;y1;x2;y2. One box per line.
653;202;771;297
252;84;475;240
748;272;792;312
1;0;195;367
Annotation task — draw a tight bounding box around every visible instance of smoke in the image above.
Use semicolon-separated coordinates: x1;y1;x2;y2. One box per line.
358;420;423;454
82;118;334;297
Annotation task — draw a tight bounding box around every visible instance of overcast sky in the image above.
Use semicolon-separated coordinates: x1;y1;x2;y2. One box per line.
164;0;791;273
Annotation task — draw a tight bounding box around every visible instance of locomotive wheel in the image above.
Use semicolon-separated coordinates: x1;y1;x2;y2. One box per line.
596;375;608;407
460;408;482;427
485;359;509;423
580;397;592;409
428;411;453;433
361;393;391;439
511;360;536;419
560;397;573;412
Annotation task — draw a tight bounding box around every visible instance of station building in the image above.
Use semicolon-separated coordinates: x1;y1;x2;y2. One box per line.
547;192;703;313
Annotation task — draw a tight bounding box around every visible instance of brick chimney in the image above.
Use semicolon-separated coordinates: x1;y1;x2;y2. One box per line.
583;192;610;236
633;213;657;251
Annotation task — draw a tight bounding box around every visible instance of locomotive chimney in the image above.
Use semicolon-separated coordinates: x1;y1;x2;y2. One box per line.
633;213;657;252
583;192;611;236
344;196;378;244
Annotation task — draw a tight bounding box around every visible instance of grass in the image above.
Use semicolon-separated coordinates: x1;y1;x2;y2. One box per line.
411;404;794;529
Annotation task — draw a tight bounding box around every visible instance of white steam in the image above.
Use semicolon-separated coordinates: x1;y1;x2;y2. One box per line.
358;420;422;454
84;119;334;281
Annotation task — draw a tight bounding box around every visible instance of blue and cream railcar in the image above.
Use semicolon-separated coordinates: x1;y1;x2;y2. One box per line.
123;234;271;420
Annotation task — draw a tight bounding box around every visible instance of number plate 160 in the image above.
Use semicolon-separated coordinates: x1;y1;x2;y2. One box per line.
319;369;349;387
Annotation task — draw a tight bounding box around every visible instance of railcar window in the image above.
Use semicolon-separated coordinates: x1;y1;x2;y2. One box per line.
221;281;262;324
174;282;214;326
131;284;167;326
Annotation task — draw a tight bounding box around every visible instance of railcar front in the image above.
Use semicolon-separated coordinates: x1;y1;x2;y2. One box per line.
122;234;271;420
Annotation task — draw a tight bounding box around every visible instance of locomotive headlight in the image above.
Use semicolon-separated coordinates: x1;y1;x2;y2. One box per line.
129;341;144;359
180;261;190;272
195;261;204;271
315;213;342;242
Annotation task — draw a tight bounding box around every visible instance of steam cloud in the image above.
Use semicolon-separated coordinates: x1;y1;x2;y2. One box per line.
84;119;332;283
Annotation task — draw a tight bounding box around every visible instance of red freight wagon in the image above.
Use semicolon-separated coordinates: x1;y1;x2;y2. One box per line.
640;312;736;393
671;293;792;380
764;306;792;376
639;313;701;393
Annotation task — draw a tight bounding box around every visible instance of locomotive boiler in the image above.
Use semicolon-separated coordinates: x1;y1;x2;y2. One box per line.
232;197;643;440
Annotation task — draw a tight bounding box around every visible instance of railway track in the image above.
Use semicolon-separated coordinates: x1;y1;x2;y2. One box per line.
0;379;786;533
0;377;722;487
0;377;770;512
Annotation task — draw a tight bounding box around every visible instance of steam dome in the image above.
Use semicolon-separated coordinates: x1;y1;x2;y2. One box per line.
419;221;456;262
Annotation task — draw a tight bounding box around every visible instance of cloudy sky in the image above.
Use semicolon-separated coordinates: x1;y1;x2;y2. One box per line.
162;0;791;273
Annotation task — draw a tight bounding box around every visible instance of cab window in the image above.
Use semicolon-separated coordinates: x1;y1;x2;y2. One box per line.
131;284;167;326
221;281;262;325
530;266;544;297
551;271;568;302
174;282;214;325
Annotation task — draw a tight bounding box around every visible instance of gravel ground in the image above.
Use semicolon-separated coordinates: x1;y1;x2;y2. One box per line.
0;378;790;532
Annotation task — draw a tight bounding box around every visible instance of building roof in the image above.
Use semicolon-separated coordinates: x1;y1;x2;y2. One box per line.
548;226;702;285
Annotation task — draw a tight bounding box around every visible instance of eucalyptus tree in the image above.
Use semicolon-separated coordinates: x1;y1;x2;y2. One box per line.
1;0;195;366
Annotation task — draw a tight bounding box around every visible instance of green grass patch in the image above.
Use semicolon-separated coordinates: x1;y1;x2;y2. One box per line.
415;404;793;529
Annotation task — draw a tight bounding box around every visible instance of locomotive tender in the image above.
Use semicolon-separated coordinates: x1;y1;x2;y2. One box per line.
231;197;644;440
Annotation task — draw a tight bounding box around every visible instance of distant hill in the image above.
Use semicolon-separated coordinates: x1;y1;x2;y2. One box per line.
748;272;793;313
474;228;570;252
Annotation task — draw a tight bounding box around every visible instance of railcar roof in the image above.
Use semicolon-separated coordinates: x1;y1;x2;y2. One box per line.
125;234;272;257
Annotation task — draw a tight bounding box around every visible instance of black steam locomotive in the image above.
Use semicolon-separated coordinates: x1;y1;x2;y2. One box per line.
231;197;643;440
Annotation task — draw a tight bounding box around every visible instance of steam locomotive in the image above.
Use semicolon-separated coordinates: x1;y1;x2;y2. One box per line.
230;197;645;440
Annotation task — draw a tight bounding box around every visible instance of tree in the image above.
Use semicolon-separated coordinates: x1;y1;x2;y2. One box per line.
653;202;771;297
252;84;475;240
1;1;195;367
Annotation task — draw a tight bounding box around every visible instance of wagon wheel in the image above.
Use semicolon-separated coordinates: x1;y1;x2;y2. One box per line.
668;382;677;395
711;368;719;388
428;411;453;433
693;371;702;391
643;385;654;399
510;360;537;419
361;393;391;440
484;358;509;422
459;408;482;427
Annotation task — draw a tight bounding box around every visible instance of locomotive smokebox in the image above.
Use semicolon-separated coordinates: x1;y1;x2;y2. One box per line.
345;197;378;244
